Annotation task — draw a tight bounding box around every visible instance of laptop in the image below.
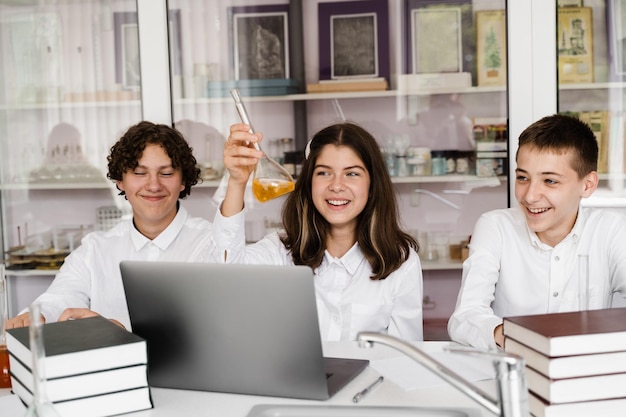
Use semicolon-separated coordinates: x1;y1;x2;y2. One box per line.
120;261;369;400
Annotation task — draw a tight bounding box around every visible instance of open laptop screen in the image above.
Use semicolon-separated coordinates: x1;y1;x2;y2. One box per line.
120;261;367;400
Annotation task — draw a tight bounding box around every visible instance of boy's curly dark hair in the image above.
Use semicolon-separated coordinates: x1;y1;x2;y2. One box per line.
107;121;201;199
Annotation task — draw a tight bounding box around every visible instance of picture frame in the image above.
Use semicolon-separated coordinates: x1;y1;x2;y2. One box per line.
476;9;507;87
317;0;389;81
557;6;594;84
228;5;290;80
114;10;182;90
607;0;626;81
404;0;475;84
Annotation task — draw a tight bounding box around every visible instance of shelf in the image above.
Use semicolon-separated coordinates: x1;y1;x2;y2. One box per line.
0;99;141;111
174;86;506;104
0;175;506;191
3;81;622;111
422;260;463;271
389;175;506;184
4;269;58;276
4;260;464;276
0;181;113;190
559;82;626;91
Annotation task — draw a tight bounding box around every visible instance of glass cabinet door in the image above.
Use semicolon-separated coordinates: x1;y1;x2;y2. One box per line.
0;0;141;314
161;0;509;339
556;0;626;206
165;0;509;257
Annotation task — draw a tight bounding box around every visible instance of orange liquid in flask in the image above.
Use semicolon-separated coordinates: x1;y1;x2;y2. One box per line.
253;178;295;202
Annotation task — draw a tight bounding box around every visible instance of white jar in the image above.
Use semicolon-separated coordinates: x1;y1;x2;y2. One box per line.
407;147;431;176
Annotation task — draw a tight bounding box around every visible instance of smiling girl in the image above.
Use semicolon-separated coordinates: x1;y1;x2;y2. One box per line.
216;122;423;341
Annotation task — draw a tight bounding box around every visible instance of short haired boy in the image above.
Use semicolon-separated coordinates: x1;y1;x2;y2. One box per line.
448;114;626;350
8;121;222;330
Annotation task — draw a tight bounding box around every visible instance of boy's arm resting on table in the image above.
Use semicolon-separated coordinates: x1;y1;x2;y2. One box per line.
8;308;126;329
448;214;504;350
57;308;126;329
6;312;43;329
8;246;93;328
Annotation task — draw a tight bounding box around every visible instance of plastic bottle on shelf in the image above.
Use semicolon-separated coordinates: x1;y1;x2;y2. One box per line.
431;150;447;176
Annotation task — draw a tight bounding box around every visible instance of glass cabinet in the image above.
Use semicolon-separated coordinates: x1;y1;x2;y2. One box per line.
4;0;622;335
556;0;626;206
0;0;143;315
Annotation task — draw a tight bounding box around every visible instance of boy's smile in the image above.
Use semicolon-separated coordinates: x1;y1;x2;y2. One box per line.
515;146;597;247
116;143;185;239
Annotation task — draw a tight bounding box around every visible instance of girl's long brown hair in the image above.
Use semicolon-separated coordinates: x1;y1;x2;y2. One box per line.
280;123;418;280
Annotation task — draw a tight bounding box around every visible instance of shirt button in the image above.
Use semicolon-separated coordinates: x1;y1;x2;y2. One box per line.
554;256;560;261
552;291;559;297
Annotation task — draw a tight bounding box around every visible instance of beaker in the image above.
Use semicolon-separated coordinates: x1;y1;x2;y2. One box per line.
24;302;61;417
1;264;11;389
230;89;295;202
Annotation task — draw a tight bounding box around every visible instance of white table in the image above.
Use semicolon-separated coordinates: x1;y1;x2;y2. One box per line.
0;342;497;417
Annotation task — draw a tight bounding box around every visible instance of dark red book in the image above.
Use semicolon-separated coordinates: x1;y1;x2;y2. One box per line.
502;308;626;357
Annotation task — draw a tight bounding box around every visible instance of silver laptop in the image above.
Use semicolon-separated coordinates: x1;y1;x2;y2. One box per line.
120;261;369;400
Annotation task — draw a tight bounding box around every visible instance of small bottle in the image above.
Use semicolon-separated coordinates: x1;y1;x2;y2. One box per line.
278;137;294;166
396;155;408;177
431;150;446;176
1;264;11;389
385;151;397;177
24;302;61;417
445;151;456;174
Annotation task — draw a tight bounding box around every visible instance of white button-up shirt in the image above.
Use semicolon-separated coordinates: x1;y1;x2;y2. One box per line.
213;209;424;341
448;206;626;350
31;205;221;330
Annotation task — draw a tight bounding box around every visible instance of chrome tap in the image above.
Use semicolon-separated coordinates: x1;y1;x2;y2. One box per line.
357;332;529;417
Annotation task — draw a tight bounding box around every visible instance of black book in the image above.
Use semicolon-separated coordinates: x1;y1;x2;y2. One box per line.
11;378;153;417
6;315;147;379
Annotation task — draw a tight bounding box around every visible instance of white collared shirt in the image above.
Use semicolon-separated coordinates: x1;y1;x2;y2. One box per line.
448;206;626;350
213;209;424;341
31;205;221;329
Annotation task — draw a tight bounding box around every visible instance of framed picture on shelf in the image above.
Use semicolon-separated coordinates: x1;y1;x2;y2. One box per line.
317;0;389;81
404;0;475;84
114;10;182;90
557;6;594;84
228;5;290;80
476;9;506;87
607;0;626;81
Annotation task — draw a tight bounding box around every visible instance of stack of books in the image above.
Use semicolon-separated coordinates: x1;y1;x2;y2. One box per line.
503;308;626;417
6;315;152;417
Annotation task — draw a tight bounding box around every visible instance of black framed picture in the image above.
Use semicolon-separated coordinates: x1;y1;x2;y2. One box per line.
114;10;182;90
318;0;389;81
403;0;475;83
229;4;290;80
607;0;626;81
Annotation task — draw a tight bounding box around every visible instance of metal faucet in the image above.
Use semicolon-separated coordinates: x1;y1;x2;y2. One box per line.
357;332;529;417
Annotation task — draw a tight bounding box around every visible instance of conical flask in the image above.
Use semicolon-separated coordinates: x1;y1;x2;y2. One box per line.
1;264;11;388
24;302;61;417
230;88;295;202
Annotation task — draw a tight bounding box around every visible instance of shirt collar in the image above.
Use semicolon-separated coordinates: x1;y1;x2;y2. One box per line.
319;242;364;275
526;205;584;250
129;204;189;251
